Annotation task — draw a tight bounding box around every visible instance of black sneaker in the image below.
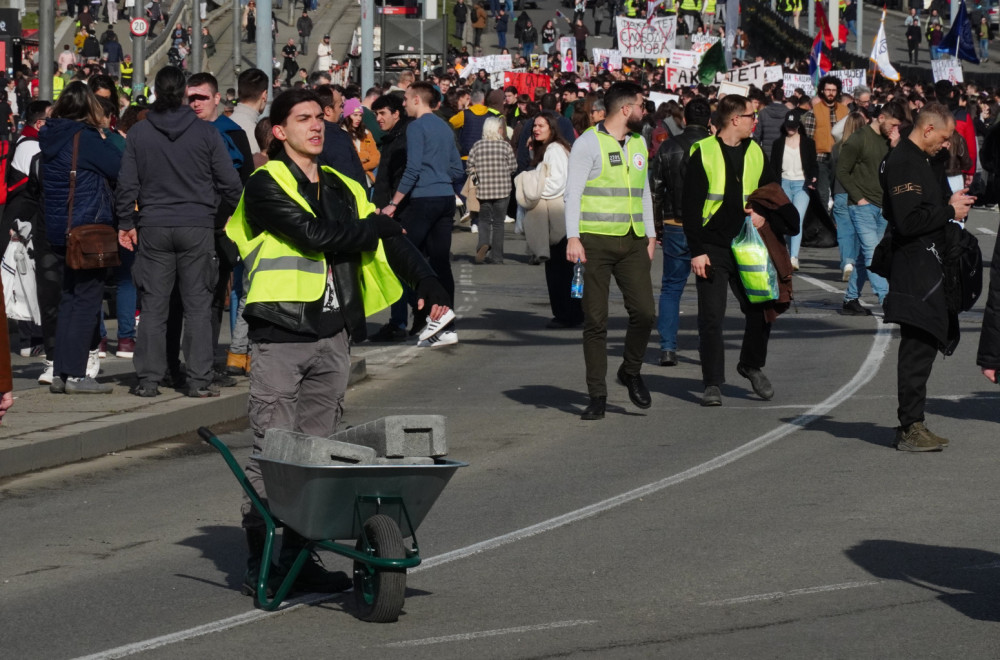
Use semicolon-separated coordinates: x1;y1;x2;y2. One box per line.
842;299;873;316
212;370;238;387
130;382;161;397
369;322;407;342
188;383;221;398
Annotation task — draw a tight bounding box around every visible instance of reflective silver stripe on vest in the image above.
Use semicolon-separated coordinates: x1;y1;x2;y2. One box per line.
247;255;326;288
737;264;767;272
583;186;645;197
580;211;641;223
706;193;724;201
255;255;326;274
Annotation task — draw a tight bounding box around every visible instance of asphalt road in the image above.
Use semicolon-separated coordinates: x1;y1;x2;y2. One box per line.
1;208;999;658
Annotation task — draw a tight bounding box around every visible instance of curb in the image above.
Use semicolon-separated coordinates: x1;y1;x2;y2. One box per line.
0;356;366;480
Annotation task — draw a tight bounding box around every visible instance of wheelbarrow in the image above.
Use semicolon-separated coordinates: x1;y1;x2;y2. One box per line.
198;427;467;622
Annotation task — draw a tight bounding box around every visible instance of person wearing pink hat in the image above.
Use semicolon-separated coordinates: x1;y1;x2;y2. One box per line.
341;97;380;185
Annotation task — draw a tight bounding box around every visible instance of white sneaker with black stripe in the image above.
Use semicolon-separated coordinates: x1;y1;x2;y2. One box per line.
418;308;456;341
417;330;458;348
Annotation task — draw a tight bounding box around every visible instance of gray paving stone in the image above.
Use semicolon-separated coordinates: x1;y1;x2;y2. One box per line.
262;428;377;465
331;415;447;458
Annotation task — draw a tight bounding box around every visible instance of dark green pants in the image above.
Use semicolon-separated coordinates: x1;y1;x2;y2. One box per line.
580;232;655;398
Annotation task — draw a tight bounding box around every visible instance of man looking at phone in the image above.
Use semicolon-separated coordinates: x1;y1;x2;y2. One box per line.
881;102;976;451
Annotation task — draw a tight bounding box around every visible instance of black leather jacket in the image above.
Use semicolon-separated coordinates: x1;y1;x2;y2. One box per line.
241;152;435;341
649;123;711;236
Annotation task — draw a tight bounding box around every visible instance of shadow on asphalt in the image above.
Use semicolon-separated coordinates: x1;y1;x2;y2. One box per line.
845;540;1000;622
788;416;894;449
925;392;1000;426
178;524;247;591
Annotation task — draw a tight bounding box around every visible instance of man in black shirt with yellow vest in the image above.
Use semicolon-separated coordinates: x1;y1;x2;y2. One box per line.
683;94;797;407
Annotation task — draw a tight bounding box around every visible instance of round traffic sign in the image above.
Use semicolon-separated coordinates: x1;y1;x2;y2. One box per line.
130;17;149;37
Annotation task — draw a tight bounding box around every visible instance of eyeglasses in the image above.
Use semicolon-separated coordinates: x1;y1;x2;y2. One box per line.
737;112;757;121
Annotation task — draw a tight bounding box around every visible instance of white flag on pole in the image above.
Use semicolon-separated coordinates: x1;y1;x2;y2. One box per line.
870;11;900;81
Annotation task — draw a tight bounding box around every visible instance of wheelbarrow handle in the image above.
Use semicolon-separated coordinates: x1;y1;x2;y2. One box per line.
198;426;216;443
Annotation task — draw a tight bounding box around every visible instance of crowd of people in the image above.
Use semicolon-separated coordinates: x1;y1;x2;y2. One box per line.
1;0;1000;604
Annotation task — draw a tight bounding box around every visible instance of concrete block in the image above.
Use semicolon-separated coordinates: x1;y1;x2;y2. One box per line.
373;456;437;465
262;428;377;465
331;415;447;458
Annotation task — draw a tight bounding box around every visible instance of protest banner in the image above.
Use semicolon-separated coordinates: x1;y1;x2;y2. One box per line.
559;36;576;72
716;61;767;87
691;33;720;54
931;59;963;84
664;65;699;88
717;80;750;98
459;54;514;77
829;69;866;95
782;73;815;97
764;65;784;82
616;15;676;59
503;71;552;99
649;91;680;107
669;49;699;69
592;48;623;71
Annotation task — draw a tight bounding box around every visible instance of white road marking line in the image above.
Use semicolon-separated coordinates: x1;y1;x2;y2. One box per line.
74;322;894;660
381;619;598;648
795;273;844;295
414;323;893;573
976;227;997;235
700;580;883;606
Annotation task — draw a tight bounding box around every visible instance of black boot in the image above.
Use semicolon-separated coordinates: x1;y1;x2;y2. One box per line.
242;528;280;599
280;529;352;594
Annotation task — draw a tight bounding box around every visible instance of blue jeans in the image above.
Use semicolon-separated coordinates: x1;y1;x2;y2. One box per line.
845;203;888;302
981;38;989;60
657;225;692;351
522;42;534;59
833;192;859;271
99;244;137;340
781;179;810;259
498;29;506;48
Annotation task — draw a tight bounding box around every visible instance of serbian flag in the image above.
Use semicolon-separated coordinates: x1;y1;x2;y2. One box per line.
809;32;832;85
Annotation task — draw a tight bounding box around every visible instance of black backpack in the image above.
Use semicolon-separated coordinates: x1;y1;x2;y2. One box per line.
942;222;983;314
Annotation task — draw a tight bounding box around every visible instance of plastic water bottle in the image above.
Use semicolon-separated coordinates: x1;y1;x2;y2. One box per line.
570;261;584;299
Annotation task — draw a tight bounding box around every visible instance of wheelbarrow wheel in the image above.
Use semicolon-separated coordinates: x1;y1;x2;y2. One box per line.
353;514;406;623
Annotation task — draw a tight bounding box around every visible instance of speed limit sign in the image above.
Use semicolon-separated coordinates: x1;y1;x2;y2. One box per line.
130;17;149;37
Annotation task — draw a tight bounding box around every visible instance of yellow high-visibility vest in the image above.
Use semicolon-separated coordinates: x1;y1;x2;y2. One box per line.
579;127;648;237
690;136;764;226
226;160;402;315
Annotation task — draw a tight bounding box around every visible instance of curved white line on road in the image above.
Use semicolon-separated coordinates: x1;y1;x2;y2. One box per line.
417;323;893;572
74;322;892;660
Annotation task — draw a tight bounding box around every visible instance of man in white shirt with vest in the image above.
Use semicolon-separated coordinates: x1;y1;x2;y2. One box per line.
565;81;656;421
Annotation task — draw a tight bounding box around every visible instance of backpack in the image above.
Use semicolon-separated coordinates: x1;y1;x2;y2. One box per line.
942;222;983;314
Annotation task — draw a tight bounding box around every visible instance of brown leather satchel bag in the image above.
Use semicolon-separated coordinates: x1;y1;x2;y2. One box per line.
64;131;120;270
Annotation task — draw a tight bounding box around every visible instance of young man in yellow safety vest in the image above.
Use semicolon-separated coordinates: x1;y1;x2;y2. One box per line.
682;94;797;407
225;87;451;598
565;81;656;421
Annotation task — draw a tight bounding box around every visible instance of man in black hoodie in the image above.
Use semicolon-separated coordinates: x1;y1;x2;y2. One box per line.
368;93;414;342
116;66;243;398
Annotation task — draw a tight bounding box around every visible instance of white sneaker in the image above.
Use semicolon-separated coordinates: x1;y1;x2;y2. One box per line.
418;308;456;341
86;349;100;379
470;224;478;233
38;360;54;385
842;263;854;282
417;330;458;348
504;216;515;224
790;257;800;271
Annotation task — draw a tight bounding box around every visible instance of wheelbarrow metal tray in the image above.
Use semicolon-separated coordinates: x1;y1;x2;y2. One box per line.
257;457;467;541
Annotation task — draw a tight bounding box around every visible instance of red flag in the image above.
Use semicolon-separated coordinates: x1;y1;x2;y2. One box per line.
814;1;835;49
